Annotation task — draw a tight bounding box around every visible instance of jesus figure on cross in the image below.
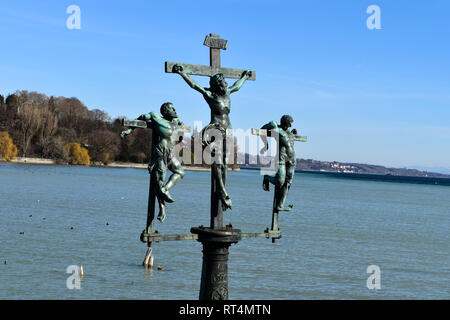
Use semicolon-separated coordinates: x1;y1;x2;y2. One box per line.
173;64;252;210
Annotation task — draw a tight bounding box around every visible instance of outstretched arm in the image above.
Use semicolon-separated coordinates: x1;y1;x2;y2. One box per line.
172;64;208;96
261;120;279;131
121;113;152;137
229;70;252;93
173;117;183;127
120;128;133;138
259;121;279;154
137;113;151;121
146;111;170;127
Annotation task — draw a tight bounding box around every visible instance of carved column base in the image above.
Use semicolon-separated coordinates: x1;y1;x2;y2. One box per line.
191;227;241;300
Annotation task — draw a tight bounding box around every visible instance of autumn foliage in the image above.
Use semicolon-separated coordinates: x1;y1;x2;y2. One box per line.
64;142;90;165
0;90;237;167
0;90;124;163
0;131;18;161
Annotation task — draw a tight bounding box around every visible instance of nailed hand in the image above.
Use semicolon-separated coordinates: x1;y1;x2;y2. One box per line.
172;64;184;73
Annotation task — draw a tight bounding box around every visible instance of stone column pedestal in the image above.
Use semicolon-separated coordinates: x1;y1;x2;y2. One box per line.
191;227;241;300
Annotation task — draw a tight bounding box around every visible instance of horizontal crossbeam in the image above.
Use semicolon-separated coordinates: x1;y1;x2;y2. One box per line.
140;230;281;243
143;233;199;242
241;230;281;239
122;119;148;129
251;128;307;142
165;61;256;80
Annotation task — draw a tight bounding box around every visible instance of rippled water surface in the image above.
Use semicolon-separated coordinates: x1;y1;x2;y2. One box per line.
0;163;448;299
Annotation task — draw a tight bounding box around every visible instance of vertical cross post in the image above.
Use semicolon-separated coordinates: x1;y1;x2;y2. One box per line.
206;33;226;71
146;127;159;234
121;118;157;267
210;172;223;229
270;188;282;243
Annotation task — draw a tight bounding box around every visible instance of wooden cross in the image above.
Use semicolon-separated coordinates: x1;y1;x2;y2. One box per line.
251;128;307;242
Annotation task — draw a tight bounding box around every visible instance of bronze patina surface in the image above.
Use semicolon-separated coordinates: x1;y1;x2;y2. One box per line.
253;115;307;242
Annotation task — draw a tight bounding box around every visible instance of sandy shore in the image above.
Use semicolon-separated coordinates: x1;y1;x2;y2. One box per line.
3;157;240;172
9;157;56;165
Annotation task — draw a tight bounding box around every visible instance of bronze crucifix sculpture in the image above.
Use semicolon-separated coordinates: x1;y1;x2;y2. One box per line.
166;33;255;229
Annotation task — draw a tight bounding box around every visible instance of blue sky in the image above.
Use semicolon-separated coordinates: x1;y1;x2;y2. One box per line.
1;0;449;172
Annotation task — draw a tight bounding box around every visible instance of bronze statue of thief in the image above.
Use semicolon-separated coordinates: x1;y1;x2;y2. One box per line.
259;115;297;212
121;102;185;222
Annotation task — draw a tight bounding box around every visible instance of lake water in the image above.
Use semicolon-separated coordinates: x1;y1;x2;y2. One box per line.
0;163;448;299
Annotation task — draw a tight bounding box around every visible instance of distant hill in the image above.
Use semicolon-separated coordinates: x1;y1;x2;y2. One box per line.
407;166;450;175
239;153;450;179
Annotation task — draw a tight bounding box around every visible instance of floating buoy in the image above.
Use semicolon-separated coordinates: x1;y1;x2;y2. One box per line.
79;266;84;277
143;247;153;268
149;256;154;268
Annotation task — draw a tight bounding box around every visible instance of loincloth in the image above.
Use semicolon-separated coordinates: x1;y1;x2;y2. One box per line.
201;123;233;148
278;152;296;167
148;143;174;174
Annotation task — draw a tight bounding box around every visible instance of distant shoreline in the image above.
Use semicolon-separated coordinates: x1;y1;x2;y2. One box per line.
241;167;450;186
1;157;240;172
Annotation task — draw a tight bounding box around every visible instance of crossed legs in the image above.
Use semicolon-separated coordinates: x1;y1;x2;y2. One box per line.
209;134;232;211
153;157;185;222
263;162;294;211
212;161;232;211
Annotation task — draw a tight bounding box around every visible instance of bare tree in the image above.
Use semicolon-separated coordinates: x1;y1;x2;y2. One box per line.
15;91;46;156
5;94;18;109
92;109;111;122
87;129;120;164
38;105;58;157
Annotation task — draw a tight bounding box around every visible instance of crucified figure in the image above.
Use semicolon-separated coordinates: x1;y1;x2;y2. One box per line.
259;115;297;212
173;64;252;211
121;102;185;222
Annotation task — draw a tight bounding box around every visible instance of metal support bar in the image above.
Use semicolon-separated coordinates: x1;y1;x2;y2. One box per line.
140;229;281;244
141;231;198;243
240;230;281;239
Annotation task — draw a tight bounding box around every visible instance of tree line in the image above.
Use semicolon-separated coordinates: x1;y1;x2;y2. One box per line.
0;90;238;167
0;90;151;164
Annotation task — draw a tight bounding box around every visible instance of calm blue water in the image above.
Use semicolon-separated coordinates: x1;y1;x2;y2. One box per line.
0;163;448;299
